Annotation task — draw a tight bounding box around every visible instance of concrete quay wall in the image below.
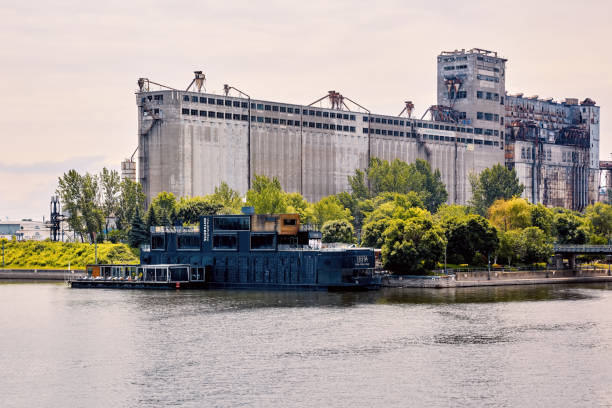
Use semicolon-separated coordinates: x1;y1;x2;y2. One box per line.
0;269;85;281
383;268;612;288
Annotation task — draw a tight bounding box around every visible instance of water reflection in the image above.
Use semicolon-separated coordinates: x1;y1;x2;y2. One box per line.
121;283;604;311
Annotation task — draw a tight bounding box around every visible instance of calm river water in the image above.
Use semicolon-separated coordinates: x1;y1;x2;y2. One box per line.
2;283;612;407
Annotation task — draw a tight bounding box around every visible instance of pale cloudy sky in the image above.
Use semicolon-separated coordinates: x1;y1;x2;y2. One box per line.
1;0;610;220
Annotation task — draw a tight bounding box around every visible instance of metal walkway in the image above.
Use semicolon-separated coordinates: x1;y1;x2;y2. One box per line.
554;245;612;255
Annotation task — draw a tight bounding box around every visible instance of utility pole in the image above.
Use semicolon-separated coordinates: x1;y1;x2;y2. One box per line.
2;241;4;268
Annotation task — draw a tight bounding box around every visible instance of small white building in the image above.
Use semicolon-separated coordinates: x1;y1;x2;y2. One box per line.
0;219;47;241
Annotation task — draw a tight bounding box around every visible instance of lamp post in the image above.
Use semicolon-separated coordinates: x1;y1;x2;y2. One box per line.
444;241;447;275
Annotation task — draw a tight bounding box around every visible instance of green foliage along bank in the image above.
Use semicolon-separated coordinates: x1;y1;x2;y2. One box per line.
56;157;612;275
0;240;139;269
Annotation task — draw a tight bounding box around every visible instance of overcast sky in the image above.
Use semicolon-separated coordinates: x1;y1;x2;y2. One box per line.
1;0;610;220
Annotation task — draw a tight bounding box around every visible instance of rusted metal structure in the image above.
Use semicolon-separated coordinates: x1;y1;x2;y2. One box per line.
504;95;599;210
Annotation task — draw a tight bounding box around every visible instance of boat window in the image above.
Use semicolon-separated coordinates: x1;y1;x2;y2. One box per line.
155;268;167;282
213;216;250;231
177;233;200;250
144;268;155;281
213;233;237;250
151;234;165;250
283;218;297;226
190;267;204;281
251;233;276;250
170;267;189;281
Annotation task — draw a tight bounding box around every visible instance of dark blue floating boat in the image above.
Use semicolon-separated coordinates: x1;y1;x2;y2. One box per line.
71;212;380;291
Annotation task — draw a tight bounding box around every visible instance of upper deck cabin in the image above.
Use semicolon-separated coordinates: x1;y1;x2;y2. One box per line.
145;213;322;254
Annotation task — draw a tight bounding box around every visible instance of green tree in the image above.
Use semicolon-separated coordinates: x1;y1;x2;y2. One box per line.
381;216;446;275
56;170;104;243
488;198;532;232
177;197;223;225
100;167;121;236
115;179;146;232
497;229;524;266
285;192;313;224
321;220;355;243
80;173;104;243
348;158;448;213
57;170;86;241
361;218;391;248
347;168;369;200
443;214;499;265
246;175;287;214
148;192;177;226
413;159;448;212
209;182;243;214
470;164;524;215
521;227;553;264
554;210;588;244
585;203;612;243
530;203;554;236
144;205;159;231
312;196;352;228
128;208;149;248
360;196;428;248
435;204;470;223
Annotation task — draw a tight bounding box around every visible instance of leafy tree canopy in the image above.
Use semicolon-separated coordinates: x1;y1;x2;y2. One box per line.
209;182;243;214
128;207;148;248
381;214;446;275
177;197;223;225
148;191;178;227
312;196;352;228
286;192;314;224
554;210;589;244
246;175;287;214
56;170;104;243
529;204;555;236
348;158;448;213
116;179;146;232
470;164;524;215
488;198;532;232
443;214;499;265
321;220;355;243
585;202;612;242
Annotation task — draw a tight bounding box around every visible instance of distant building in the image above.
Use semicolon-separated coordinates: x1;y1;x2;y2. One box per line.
135;48;600;211
0;220;47;241
436;48;600;210
504;95;599;210
121;159;137;182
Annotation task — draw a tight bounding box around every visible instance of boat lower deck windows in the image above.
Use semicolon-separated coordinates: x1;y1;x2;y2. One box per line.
191;267;204;281
170;267;189;281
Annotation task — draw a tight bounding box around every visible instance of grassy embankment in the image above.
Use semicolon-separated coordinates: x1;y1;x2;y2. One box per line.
0;240;139;269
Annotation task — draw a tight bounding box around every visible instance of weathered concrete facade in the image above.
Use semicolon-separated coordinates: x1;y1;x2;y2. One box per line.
137;48;600;211
437;48;506;147
137;90;502;205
